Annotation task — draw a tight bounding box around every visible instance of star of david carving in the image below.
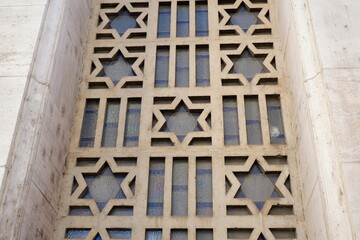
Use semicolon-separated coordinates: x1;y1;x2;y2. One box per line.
229;4;261;32
90;47;144;88
97;2;148;39
218;0;271;36
161;101;201;142
70;157;136;214
229;48;267;82
107;6;139;36
234;162;280;209
221;44;277;85
225;156;293;215
152;97;211;146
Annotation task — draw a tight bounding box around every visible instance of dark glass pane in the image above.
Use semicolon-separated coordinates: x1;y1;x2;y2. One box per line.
227;228;253;239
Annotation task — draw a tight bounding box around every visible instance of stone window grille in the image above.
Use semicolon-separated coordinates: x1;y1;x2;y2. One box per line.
54;0;306;239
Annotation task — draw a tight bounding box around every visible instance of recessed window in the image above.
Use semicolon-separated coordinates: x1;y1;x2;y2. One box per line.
55;0;305;239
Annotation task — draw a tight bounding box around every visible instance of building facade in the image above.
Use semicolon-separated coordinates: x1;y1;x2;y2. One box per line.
0;0;359;239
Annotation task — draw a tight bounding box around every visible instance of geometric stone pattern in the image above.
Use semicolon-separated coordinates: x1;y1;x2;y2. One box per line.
53;0;306;239
152;97;212;146
226;156;294;215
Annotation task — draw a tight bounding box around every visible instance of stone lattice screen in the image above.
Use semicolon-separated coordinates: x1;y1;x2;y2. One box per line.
54;0;306;239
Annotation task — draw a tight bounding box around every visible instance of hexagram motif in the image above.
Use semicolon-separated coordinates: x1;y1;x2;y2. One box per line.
152;97;212;146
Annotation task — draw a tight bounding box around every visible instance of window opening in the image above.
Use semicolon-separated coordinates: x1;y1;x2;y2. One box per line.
176;2;190;37
158;3;171;38
175;46;190;87
155;46;170;88
195;2;209;36
196;45;210;86
54;0;306;239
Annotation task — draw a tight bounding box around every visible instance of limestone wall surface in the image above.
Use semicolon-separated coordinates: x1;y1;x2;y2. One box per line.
276;0;360;239
0;0;47;188
0;0;91;238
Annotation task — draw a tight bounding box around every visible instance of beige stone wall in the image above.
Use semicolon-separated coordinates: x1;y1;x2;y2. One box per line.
309;1;360;238
276;0;359;239
0;0;47;185
0;0;91;238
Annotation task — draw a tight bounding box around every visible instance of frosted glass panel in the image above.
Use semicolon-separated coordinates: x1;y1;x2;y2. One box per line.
109;206;133;216
177;2;189;37
223;96;240;145
172;158;188;216
245;96;262;144
230;50;265;82
124;99;141;147
196;229;213;240
196;46;210;86
229;5;259;32
235;163;280;209
102;99;120;147
171;230;187;240
196;2;208;36
147;159;165;216
69;206;92;216
162;102;200;142
66;229;90;239
196;158;213;215
176;46;189;87
109;8;138;36
83;165;126;210
102;53;134;85
158;3;171;38
108;229;132;239
146;230;162;240
266;95;285;144
155;47;170;88
80;99;99;147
